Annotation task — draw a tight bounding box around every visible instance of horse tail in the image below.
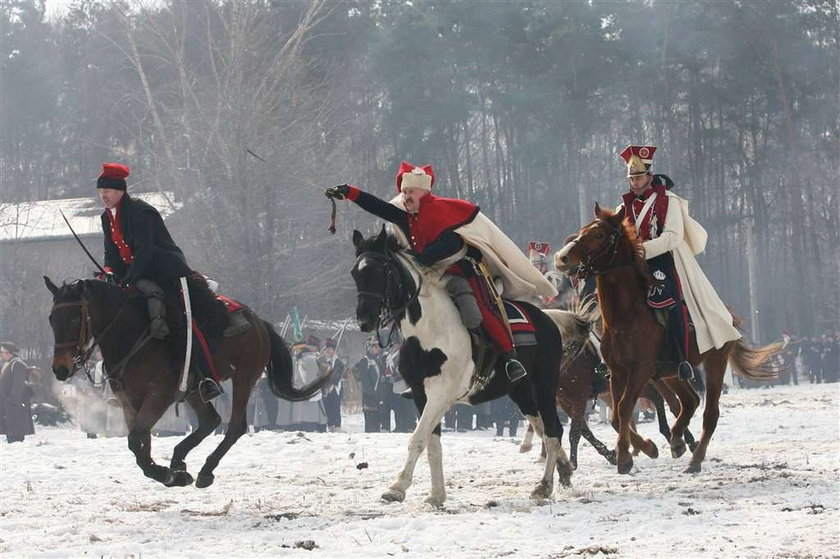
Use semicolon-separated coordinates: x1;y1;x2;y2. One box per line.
263;320;332;402
728;339;785;381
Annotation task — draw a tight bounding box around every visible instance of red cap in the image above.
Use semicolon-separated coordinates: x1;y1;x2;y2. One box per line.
619;146;657;177
97;163;130;190
395;161;435;192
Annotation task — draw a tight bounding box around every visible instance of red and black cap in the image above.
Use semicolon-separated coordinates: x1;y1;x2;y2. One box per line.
97;163;130;190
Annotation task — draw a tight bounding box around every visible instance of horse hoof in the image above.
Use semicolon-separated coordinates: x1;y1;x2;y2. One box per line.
606;451;618;465
671;441;688;459
169;470;194;487
519;444;533;454
643;440;659;459
617;460;633;474
424;494;445;507
683;463;701;474
381;489;405;503
557;471;573;488
195;473;215;489
530;481;553;499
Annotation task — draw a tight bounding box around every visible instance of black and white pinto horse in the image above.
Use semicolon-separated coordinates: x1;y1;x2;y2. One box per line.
351;228;573;505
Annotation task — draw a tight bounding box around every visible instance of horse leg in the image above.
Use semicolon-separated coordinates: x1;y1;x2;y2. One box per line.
568;418;581;470
125;397;179;486
685;355;726;474
611;370;651;474
168;393;221;485
195;374;253;488
661;377;700;459
519;423;535;453
648;383;672;442
579;422;616;465
512;383;572;497
383;387;452;505
652;378;700;451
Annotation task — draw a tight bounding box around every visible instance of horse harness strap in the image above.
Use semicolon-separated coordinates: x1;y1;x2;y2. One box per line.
50;299;130;379
356;250;423;347
571;219;630;280
104;327;153;384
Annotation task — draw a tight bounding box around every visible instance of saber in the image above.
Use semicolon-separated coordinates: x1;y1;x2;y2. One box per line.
59;209;107;276
178;277;193;393
246;147;338;234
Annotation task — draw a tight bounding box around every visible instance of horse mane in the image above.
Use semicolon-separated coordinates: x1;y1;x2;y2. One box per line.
355;231;403;255
619;217;654;286
596;207;653;287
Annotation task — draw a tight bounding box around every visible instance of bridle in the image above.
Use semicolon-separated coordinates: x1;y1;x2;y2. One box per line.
569;219;625;280
354;248;422;346
50;297;128;380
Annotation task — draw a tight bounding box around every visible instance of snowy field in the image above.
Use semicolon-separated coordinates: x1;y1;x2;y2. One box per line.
1;383;838;559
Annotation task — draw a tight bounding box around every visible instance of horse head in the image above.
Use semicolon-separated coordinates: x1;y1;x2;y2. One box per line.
554;203;641;279
350;225;418;333
44;276;125;381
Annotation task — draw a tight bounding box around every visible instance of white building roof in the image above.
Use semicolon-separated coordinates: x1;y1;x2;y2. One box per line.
0;192;180;244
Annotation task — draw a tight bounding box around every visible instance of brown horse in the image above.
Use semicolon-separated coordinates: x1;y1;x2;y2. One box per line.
554;205;781;474
519;330;697;468
45;276;330;488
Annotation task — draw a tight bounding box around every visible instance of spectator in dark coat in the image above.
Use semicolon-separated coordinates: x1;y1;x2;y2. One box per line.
0;342;35;443
353;342;387;432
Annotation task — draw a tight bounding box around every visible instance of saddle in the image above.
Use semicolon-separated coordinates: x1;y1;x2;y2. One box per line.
468;300;538;393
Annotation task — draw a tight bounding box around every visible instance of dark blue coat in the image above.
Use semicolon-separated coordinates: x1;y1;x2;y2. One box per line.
100;194;192;286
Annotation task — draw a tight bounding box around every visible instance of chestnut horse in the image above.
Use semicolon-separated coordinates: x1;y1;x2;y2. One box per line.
45;277;330;488
554;205;781;474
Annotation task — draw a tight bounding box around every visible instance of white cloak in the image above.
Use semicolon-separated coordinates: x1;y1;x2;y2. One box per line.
640;191;741;354
388;197;558;305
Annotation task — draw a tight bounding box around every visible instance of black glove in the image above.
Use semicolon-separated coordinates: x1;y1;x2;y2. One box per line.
325;184;350;200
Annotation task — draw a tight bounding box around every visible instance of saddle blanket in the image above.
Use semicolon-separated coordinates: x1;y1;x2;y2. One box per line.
216;294;244;313
504;301;537;347
215;294;250;337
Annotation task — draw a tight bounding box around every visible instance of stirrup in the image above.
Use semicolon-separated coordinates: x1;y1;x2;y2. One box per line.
399;388;414;400
678;361;694;381
505;359;527;384
199;378;224;403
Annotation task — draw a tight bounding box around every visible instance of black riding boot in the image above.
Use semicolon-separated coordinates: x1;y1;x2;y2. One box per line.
669;303;694;381
136;279;169;340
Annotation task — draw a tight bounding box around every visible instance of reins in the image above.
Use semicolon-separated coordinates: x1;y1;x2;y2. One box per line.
355;248;423;347
50;294;148;382
571;219;634;280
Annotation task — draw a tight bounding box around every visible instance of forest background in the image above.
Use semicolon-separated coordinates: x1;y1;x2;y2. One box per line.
1;0;837;356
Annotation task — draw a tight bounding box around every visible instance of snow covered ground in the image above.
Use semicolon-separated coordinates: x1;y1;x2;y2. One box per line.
1;383;837;558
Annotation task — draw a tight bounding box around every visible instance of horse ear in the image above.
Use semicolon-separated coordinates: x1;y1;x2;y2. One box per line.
352;229;363;247
616;205;626;222
594;202;605;218
44;276;59;295
375;223;387;246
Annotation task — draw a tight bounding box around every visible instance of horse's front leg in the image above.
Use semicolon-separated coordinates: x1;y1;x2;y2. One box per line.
383;390;452;505
169;392;221;485
609;372;634;474
125;396;189;487
614;369;657;473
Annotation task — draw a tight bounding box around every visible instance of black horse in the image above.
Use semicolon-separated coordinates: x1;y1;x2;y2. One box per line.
45;276;329;488
351;228;572;505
